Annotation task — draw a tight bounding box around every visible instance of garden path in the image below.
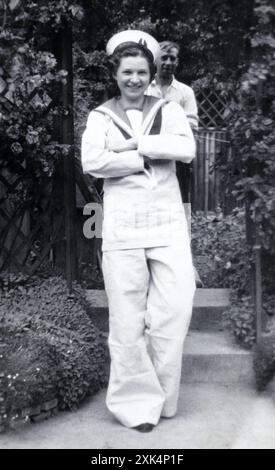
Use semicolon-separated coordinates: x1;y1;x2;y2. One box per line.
1;383;275;449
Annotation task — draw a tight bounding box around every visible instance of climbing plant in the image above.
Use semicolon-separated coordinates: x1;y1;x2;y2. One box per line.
0;0;84;204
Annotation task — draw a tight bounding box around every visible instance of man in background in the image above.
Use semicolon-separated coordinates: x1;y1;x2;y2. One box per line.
146;40;203;287
146;41;198;129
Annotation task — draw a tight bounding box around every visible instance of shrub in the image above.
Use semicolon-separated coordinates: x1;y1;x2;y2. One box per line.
192;209;275;349
227;296;256;349
0;274;109;431
0;327;58;429
192;208;252;295
254;329;275;392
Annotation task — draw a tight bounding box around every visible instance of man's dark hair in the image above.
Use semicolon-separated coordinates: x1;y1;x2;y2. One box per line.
159;41;180;54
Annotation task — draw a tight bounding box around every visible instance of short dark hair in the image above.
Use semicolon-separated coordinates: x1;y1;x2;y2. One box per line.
109;44;156;81
159;41;180;54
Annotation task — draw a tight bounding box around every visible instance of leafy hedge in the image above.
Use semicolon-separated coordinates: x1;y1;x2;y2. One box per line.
216;0;275;256
0;274;108;432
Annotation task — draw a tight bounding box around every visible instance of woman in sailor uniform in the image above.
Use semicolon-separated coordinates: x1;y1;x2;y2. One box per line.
81;30;196;432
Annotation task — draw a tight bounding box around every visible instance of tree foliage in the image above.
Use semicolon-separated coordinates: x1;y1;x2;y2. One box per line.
73;0;253;145
1;0;255;167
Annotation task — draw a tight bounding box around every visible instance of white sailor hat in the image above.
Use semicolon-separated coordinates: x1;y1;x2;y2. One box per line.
106;30;160;62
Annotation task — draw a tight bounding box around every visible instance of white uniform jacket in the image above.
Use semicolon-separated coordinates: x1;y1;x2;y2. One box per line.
81;96;196;251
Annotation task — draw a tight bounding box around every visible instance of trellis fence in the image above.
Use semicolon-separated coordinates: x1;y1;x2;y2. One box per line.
191;87;235;214
0;163;64;276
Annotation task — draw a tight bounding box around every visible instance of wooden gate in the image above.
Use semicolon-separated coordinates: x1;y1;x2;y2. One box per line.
192;128;231;213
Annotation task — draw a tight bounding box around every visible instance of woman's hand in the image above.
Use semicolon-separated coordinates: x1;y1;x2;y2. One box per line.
108;138;138;153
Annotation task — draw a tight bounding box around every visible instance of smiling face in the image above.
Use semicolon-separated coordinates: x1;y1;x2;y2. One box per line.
113;55;151;105
156;47;179;80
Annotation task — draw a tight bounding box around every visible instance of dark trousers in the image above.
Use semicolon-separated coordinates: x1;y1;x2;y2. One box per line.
176;162;191;204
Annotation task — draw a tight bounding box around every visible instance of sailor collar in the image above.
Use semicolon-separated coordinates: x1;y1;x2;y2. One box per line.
95;96;166;138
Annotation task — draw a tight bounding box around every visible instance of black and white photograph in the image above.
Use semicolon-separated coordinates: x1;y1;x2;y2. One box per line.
0;0;275;451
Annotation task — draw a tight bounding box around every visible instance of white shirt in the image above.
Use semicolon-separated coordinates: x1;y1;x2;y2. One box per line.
146;77;198;129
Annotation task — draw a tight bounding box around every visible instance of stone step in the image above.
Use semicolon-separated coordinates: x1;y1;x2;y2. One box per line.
181;331;254;385
85;288;231;332
191;288;230;330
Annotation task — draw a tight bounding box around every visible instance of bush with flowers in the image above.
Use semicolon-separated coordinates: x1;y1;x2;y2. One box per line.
0;274;108;432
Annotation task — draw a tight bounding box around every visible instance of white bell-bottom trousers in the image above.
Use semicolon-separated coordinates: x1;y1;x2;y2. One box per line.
102;243;196;428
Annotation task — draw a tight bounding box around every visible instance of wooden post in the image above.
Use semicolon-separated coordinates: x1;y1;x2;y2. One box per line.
254;81;263;343
60;21;78;291
204;131;209;214
246;80;264;343
254;228;262;343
